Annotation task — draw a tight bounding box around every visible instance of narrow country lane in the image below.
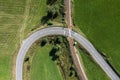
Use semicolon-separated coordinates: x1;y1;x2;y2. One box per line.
16;27;120;80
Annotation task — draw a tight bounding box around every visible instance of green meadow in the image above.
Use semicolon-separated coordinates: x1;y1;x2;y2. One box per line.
74;0;120;74
30;44;63;80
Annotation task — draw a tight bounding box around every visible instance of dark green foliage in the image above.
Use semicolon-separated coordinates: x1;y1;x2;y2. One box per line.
47;0;58;5
47;5;59;19
24;56;29;62
55;36;63;44
47;20;53;25
41;16;50;24
40;38;48;46
49;45;60;61
49;36;79;80
41;0;65;24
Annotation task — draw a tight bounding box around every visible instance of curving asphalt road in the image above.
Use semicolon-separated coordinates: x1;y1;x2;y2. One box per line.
16;27;120;80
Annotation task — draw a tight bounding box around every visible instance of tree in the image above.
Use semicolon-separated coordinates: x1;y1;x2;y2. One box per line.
49;45;59;61
55;36;63;44
47;20;53;25
41;16;49;24
47;0;58;5
40;38;48;46
47;5;59;20
24;56;29;62
41;0;64;24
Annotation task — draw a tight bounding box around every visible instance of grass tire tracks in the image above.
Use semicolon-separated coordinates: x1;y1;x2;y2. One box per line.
20;0;31;45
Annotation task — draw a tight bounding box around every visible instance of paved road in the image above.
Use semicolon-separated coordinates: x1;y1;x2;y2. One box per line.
16;27;120;80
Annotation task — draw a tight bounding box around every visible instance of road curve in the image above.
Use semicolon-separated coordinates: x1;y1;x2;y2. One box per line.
16;27;120;80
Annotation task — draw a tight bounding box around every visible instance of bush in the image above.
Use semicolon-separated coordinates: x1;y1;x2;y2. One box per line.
55;36;63;44
40;38;48;46
24;56;29;62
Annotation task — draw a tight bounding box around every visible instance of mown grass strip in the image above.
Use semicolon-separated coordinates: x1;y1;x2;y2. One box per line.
77;47;110;80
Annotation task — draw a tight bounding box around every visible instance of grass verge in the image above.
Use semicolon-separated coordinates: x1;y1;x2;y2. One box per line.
76;45;110;80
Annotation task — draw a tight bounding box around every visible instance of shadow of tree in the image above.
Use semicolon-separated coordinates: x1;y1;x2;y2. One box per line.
46;0;58;5
49;47;59;61
40;40;47;47
41;16;49;25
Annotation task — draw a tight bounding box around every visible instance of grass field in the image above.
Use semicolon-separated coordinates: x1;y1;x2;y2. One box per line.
0;0;26;79
78;49;110;80
29;44;63;80
74;0;120;74
23;0;47;37
0;0;47;79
